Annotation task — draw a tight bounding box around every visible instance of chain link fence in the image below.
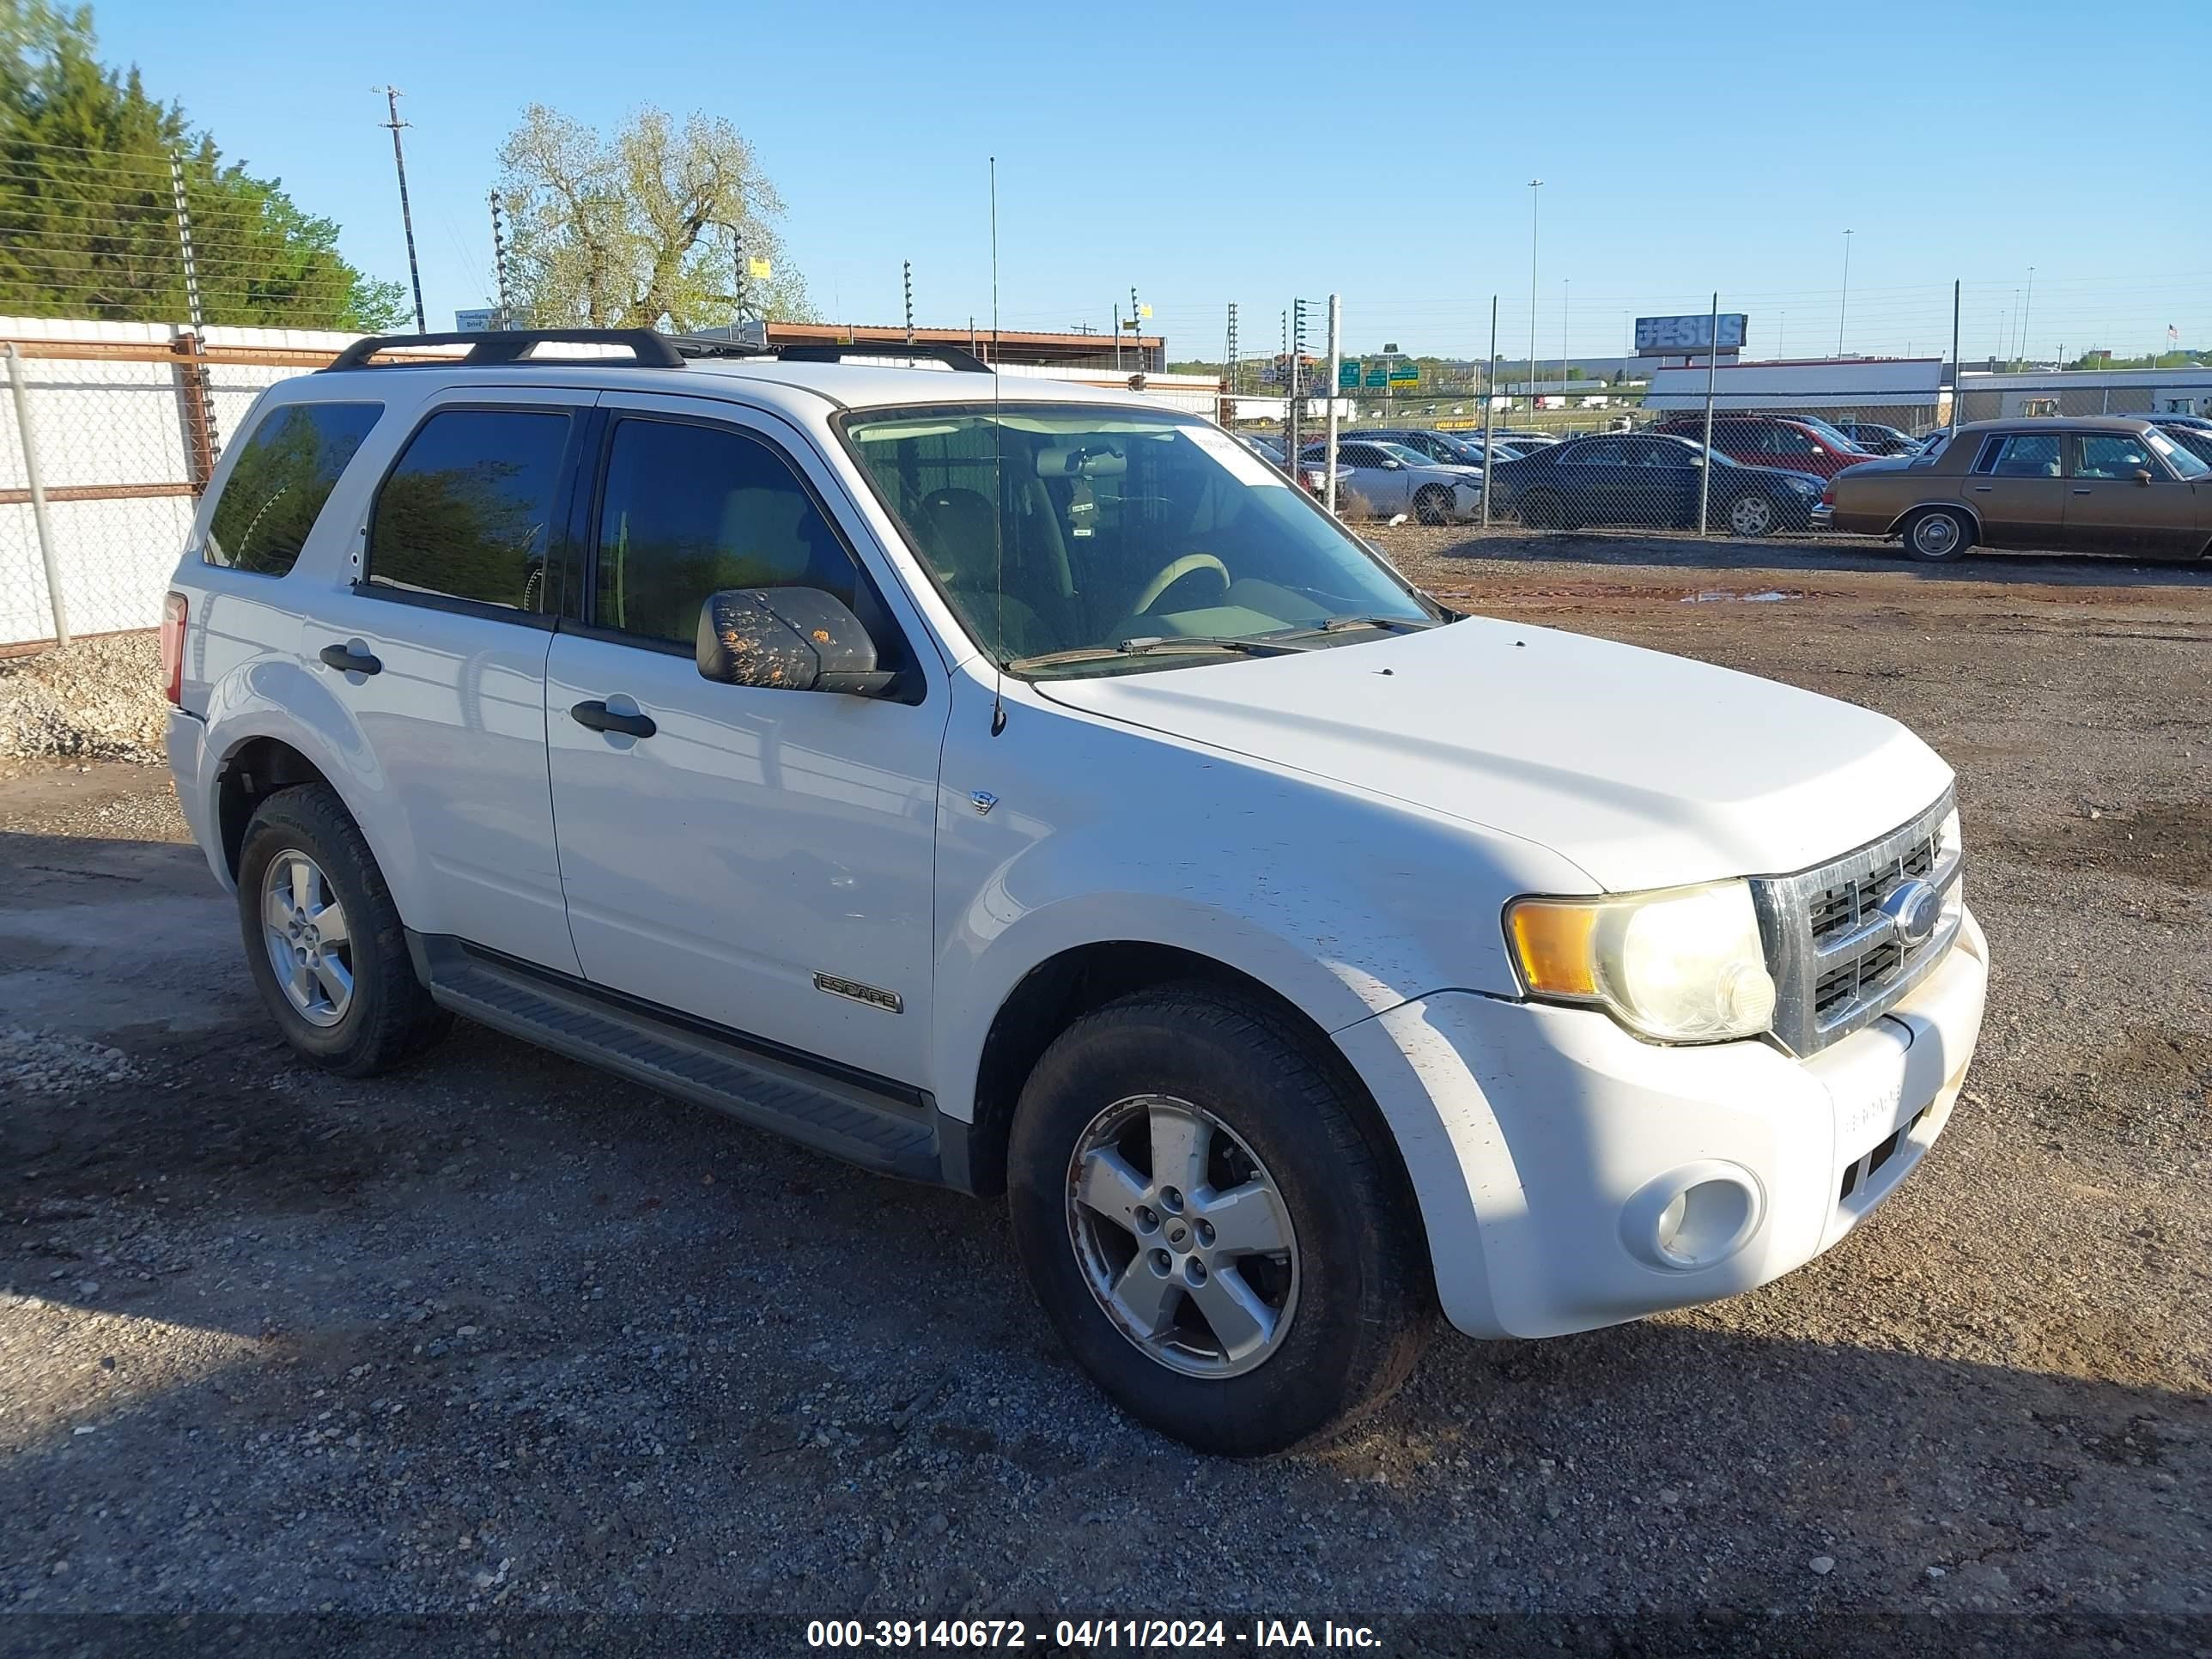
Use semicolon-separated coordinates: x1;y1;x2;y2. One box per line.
0;324;345;650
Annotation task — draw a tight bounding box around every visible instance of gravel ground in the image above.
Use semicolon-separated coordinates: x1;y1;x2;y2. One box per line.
0;633;166;763
1;538;2208;1642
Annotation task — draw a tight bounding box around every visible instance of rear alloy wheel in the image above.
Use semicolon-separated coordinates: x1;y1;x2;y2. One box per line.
1903;507;1972;562
1726;494;1779;538
1413;484;1453;526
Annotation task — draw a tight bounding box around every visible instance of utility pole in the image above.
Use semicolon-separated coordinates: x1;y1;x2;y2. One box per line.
1527;179;1542;412
1948;278;1962;436
902;260;915;344
489;190;514;328
1224;301;1239;406
732;227;748;325
1324;294;1342;516
1698;291;1719;537
1836;228;1852;356
2018;265;2035;368
1482;295;1498;528
376;87;428;335
1560;276;1569;406
168;149;217;462
1130;286;1142;374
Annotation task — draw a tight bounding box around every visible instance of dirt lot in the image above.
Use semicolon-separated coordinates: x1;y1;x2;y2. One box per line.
2;534;2209;1640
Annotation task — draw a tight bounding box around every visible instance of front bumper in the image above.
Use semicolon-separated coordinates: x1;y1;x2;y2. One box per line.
1336;905;1988;1340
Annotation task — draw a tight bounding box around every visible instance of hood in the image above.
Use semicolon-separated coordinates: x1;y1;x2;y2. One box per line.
1036;617;1953;893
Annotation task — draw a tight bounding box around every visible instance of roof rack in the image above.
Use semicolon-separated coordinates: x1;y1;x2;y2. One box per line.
766;342;991;374
321;329;686;372
320;326;993;377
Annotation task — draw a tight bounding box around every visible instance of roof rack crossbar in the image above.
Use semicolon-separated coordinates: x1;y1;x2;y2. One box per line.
322;329;686;372
769;342;992;374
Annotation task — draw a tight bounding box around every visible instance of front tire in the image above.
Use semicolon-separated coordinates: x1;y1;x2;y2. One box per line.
236;783;452;1077
1517;489;1567;531
1413;484;1453;526
1901;507;1972;562
1007;985;1432;1455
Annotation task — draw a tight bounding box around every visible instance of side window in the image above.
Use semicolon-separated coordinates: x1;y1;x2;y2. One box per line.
1767;427;1816;456
1988;434;2062;477
1626;439;1685;468
592;417;859;647
204;402;383;575
366;409;571;611
1561;440;1626;465
2075;434;2155;480
1340;445;1388;468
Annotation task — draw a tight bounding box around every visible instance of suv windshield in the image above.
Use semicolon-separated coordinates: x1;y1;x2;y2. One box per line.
843;404;1437;675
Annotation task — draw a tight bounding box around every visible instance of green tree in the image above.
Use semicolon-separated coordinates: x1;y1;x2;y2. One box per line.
496;102;811;331
0;0;406;328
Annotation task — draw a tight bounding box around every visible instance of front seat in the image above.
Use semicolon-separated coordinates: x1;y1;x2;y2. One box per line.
910;486;1048;658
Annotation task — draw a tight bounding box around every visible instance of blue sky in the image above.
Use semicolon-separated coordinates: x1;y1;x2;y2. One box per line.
89;0;2212;363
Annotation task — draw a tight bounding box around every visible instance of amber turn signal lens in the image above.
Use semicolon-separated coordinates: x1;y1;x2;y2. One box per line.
1508;900;1600;998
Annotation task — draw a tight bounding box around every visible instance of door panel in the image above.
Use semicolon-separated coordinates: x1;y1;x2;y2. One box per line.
2062;434;2200;556
1965;432;2065;547
301;387;595;975
544;400;948;1085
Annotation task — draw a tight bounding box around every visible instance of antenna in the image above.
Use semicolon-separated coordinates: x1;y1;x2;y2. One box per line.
988;155;1006;738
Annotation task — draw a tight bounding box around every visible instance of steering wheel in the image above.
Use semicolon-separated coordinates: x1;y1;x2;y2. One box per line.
1132;553;1231;615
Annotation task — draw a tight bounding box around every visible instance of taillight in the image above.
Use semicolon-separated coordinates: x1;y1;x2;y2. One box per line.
160;592;187;707
1820;483;1835;507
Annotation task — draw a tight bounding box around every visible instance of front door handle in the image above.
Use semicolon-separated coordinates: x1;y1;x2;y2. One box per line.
570;700;656;739
319;642;382;676
1971;485;1993;493
2070;488;2092;495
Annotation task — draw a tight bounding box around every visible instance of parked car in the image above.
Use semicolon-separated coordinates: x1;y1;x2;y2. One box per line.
1828;418;1919;457
1814;416;2211;560
2140;416;2212;466
1300;438;1483;522
162;327;1986;1456
1231;430;1346;496
1649;411;1881;479
1353;428;1489;470
1489;431;1825;537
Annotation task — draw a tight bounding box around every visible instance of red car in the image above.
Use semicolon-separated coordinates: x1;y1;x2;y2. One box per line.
1649;412;1881;480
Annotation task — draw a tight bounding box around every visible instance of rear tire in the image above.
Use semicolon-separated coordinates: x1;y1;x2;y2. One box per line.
1901;507;1972;562
1007;984;1433;1456
1725;493;1780;538
236;783;452;1077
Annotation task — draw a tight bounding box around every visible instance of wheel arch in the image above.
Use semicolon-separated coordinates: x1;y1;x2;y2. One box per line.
1885;499;1982;541
216;734;341;881
960;939;1423;1253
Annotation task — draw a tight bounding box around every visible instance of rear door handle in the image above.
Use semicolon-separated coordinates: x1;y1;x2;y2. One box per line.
2070;488;2092;495
318;642;382;676
570;700;656;740
1971;485;1993;493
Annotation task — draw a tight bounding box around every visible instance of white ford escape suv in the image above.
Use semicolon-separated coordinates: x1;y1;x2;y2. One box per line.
162;329;1987;1455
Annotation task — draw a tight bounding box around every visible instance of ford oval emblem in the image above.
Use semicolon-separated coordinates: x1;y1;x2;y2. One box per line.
1878;878;1943;947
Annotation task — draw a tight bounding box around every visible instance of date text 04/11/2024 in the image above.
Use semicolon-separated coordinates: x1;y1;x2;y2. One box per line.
804;1618;1382;1650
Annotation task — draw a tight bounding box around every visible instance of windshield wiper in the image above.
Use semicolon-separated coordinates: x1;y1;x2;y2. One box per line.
1006;634;1315;672
1311;613;1442;634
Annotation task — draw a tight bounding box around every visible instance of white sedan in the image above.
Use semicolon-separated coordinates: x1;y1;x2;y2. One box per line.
1301;439;1483;523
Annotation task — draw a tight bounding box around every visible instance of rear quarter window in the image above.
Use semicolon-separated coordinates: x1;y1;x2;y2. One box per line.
204;402;384;575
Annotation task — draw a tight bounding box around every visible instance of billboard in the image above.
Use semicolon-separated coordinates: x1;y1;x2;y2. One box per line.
1635;313;1748;354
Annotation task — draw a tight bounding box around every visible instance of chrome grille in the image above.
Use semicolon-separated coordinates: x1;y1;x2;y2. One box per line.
1751;791;1961;1057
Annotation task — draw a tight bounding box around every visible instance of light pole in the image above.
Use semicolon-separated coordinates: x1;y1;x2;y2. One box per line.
1836;228;1852;356
1528;179;1542;412
2018;265;2035;368
1561;276;1569;408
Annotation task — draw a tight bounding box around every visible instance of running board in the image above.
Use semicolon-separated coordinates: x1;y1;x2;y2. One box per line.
408;933;947;1185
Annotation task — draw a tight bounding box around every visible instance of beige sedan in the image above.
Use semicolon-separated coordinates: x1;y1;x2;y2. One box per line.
1813;416;2212;561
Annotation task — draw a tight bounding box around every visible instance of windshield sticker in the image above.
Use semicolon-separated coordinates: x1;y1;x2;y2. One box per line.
1182;426;1290;488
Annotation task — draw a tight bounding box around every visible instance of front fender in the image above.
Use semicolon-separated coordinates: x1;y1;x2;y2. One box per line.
929;668;1594;1122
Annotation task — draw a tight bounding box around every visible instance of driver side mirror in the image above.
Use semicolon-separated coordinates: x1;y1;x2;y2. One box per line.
696;587;897;696
1382;458;1404;470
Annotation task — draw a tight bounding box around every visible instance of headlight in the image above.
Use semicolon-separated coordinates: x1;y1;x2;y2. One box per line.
1790;477;1820;495
1506;879;1777;1043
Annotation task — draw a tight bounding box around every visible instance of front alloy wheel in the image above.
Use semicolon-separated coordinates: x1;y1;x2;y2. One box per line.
1066;1094;1299;1377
